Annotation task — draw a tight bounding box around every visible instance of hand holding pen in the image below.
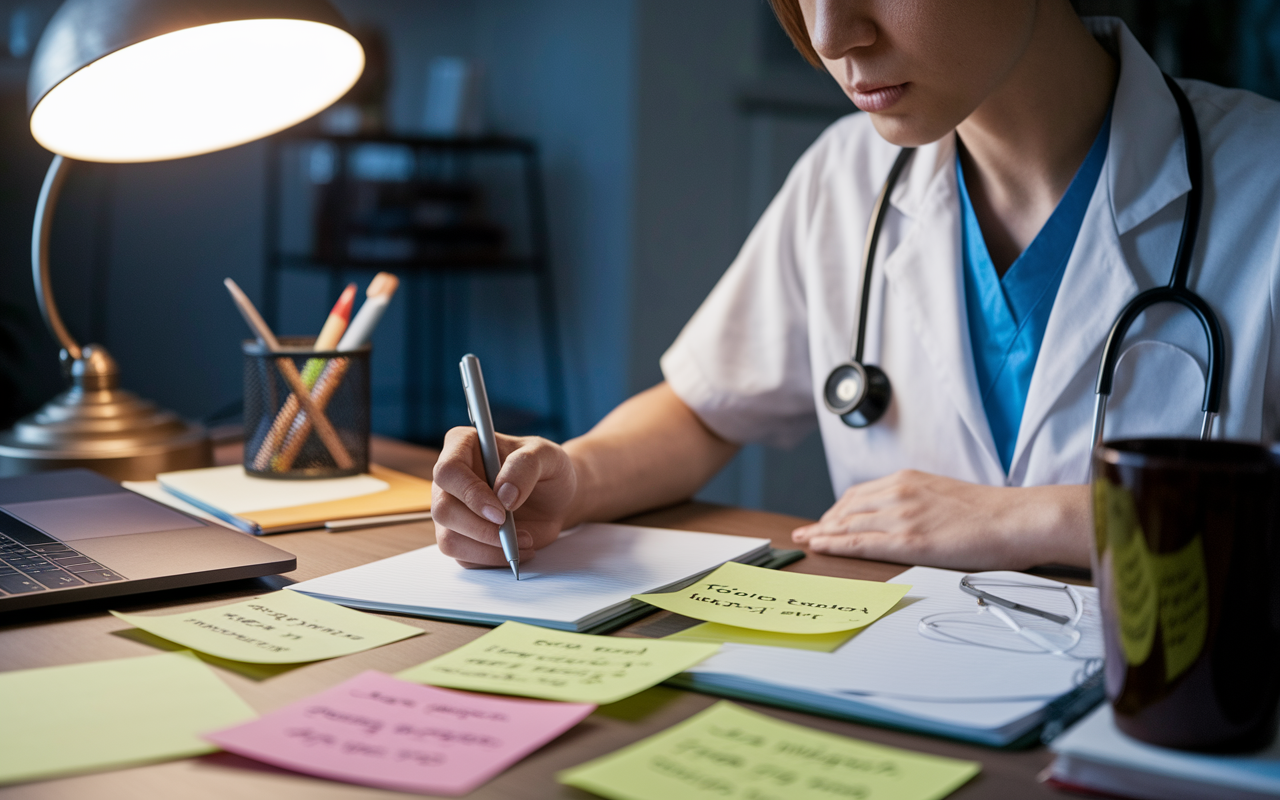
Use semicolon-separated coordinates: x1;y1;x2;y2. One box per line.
459;355;521;579
431;358;577;575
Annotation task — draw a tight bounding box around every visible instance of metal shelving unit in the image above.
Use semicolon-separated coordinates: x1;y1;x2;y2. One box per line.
261;133;567;444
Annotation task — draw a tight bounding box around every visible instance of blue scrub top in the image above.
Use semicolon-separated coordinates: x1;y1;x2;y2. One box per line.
958;107;1112;473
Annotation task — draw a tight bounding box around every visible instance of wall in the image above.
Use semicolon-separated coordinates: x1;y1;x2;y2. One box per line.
0;0;844;519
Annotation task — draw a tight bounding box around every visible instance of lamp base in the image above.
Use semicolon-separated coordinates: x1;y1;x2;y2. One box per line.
0;344;212;481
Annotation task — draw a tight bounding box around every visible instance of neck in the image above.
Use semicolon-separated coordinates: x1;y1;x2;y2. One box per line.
956;5;1117;276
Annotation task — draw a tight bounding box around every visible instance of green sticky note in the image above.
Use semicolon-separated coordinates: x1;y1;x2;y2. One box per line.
634;562;911;634
0;651;256;786
666;621;859;652
559;701;980;800
397;621;720;705
112;589;423;664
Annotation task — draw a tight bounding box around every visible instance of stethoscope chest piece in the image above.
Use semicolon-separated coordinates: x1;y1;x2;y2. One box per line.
823;361;892;428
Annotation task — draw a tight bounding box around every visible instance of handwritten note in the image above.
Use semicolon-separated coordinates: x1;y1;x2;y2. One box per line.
0;651;256;786
634;562;910;634
205;670;594;796
666;621;859;653
558;701;980;800
111;589;423;664
398;621;720;705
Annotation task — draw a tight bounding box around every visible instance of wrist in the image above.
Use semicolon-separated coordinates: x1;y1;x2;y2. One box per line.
1008;485;1091;568
560;437;598;528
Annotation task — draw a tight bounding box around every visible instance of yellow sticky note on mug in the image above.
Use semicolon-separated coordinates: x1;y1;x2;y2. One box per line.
634;562;909;634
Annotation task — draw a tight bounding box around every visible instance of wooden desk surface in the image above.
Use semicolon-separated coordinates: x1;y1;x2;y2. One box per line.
0;437;1062;799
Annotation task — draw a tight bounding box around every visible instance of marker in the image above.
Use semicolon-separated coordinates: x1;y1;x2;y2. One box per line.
459;354;520;580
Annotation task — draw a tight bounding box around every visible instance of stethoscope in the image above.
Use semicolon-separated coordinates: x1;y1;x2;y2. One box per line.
823;75;1225;447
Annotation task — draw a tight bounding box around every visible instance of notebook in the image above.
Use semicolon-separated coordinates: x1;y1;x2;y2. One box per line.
1047;704;1280;800
131;464;432;536
290;523;773;633
670;566;1105;748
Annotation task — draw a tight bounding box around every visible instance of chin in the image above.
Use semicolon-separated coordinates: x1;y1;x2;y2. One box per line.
868;112;956;149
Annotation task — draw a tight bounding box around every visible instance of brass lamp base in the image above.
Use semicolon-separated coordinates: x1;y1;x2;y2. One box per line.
0;344;211;481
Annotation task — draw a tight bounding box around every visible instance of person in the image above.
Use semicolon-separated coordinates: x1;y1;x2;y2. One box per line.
431;1;1280;573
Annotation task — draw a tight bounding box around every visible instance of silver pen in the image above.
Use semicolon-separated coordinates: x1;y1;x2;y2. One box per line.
459;354;520;579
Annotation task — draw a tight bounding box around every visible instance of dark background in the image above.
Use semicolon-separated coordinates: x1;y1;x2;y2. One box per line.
0;1;1274;518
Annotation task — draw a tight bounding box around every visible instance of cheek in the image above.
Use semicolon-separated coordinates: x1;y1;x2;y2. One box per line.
867;0;1037;145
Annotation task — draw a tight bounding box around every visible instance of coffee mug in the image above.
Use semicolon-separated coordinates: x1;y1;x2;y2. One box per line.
1092;438;1280;752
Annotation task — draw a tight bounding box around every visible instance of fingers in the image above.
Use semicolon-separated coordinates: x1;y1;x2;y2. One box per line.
806;532;905;562
434;427;505;526
492;438;562;513
437;525;537;568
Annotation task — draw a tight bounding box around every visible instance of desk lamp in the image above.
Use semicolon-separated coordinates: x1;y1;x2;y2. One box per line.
0;0;364;480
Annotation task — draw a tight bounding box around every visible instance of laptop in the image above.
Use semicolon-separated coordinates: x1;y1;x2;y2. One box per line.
0;469;295;613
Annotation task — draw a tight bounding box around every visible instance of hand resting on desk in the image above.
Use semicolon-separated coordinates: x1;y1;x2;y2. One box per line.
432;382;1091;571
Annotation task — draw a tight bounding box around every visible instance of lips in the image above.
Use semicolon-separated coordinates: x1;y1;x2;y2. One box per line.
851;82;907;113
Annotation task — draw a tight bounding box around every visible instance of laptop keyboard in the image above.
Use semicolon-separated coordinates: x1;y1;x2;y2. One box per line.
0;530;124;595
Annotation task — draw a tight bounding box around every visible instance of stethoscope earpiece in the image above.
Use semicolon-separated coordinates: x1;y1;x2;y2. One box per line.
823;361;892;427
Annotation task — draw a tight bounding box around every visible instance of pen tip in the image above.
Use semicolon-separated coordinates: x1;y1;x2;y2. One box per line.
510;560;520;581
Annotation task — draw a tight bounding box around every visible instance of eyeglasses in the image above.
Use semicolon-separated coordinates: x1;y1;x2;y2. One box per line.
918;575;1098;661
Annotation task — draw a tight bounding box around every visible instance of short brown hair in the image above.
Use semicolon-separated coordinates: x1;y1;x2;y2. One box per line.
768;0;823;68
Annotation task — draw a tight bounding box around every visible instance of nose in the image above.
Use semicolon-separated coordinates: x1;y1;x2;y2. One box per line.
808;0;876;62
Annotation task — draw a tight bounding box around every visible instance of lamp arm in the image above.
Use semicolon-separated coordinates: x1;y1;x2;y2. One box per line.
32;154;81;361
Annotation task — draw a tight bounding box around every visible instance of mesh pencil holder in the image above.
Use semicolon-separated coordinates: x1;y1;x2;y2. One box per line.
242;337;371;479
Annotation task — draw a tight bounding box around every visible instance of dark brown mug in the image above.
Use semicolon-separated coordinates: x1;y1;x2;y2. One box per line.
1092;438;1280;752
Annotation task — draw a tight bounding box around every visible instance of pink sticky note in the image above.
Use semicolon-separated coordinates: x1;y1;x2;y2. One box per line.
205;670;595;795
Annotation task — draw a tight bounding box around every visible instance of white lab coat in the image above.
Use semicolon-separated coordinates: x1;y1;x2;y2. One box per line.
660;18;1280;495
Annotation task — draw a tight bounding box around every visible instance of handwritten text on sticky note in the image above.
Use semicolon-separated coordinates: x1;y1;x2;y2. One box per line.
398;621;719;705
111;589;423;664
206;671;594;796
559;701;980;800
634;562;910;634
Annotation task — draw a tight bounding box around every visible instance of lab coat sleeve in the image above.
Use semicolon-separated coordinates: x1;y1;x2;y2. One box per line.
660;130;830;449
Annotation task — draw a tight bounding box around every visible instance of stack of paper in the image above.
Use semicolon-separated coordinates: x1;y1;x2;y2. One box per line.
1048;704;1280;800
127;463;432;535
675;566;1105;747
291;523;772;633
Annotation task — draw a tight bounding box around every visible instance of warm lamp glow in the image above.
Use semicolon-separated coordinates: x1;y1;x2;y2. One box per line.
30;19;363;163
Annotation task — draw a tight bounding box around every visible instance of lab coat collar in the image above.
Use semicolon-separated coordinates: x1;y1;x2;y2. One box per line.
1011;18;1183;477
882;137;1005;477
1088;17;1191;235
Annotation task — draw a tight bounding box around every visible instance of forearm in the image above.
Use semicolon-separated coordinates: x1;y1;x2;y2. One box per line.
563;382;739;526
1001;484;1092;568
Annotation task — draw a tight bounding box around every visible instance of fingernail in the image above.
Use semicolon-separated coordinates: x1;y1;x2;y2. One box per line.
517;531;533;548
497;483;518;509
482;505;505;525
792;527;809;541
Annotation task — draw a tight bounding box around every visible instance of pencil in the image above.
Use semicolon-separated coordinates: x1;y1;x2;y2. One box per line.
253;283;358;471
223;278;354;471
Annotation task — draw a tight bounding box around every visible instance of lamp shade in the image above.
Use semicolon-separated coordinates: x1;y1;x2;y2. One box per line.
27;0;364;163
